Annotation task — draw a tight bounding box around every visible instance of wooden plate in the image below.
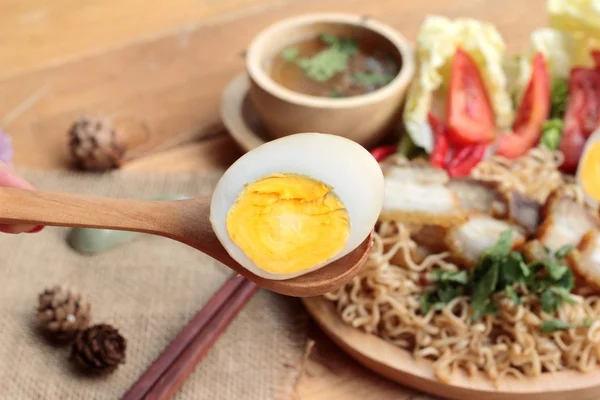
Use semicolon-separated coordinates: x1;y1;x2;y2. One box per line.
220;73;270;153
302;296;600;400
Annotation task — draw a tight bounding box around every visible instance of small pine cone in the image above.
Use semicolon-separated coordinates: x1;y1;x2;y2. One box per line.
71;324;127;374
68;115;125;171
37;285;91;341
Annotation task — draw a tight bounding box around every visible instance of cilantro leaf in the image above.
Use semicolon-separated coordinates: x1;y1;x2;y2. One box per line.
472;298;499;321
556;268;575;291
541;118;563;151
351;71;396;86
281;47;299;62
540;319;572;333
505;285;521;305
471;261;499;321
541;289;560;313
296;35;359;82
545;259;568;281
484;230;513;259
555;244;574;259
432;269;469;284
550;78;569;119
499;251;528;286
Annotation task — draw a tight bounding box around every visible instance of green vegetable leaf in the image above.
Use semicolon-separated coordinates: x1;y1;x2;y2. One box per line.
540;118;563;150
555;244;574;259
471;261;499;321
550;78;569;119
484;230;513;259
351;71;396;87
296;35;359;82
541;289;560;313
545;260;568;281
281;47;299;62
540;319;572;333
432;269;469;285
419;292;434;314
556;268;575;291
329;90;344;98
552;287;577;305
505;285;521;305
583;317;592;327
499;251;529;285
472;298;499;321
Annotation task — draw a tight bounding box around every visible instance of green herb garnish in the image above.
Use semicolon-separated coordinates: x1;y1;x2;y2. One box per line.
550;78;569;119
541;118;564;150
540;319;572;333
419;229;579;332
281;47;300;62
351;71;396;86
294;34;359;82
329;90;344;98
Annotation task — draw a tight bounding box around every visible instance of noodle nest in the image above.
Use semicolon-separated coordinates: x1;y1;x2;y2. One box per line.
324;148;600;383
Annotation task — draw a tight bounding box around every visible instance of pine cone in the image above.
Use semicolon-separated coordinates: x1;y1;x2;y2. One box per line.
71;324;127;373
37;285;91;341
68;115;125;171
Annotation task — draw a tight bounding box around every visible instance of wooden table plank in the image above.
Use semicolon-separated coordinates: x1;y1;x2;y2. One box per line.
1;0;545;170
0;0;296;79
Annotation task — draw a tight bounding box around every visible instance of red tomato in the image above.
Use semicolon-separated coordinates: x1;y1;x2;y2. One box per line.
446;48;496;145
496;52;550;159
559;63;600;173
427;113;450;169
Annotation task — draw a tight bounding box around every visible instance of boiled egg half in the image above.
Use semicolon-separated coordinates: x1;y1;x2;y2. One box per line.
210;133;384;280
577;129;600;208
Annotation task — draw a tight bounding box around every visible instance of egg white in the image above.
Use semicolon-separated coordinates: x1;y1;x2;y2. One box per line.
210;132;384;280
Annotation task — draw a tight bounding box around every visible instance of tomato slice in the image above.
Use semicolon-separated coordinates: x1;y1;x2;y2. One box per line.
447;48;496;145
559;60;600;173
496;52;550;159
427;113;450;169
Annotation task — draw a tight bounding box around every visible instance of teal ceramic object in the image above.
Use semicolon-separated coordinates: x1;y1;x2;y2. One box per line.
67;194;190;255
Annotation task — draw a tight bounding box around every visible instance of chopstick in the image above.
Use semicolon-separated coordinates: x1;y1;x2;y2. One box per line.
121;274;257;400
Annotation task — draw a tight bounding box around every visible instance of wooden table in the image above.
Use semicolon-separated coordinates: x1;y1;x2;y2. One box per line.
1;0;547;398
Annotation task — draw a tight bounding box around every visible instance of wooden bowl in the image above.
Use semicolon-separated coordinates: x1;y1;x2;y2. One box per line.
245;13;415;148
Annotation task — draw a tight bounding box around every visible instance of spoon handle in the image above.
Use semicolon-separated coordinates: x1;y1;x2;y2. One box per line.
0;187;199;236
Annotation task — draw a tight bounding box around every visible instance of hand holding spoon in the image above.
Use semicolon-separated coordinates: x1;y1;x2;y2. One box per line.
0;133;383;297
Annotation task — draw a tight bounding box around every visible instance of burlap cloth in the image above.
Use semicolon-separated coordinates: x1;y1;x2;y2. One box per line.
0;169;308;400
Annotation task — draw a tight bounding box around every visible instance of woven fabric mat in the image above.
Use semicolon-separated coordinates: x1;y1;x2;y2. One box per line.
0;169;307;400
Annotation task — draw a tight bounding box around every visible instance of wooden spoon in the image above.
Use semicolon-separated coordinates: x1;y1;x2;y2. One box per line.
0;188;373;297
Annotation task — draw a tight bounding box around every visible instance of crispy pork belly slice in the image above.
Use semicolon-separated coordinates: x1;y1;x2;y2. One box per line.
445;215;526;268
506;192;542;235
447;178;509;217
381;164;465;226
380;161;449;185
568;231;600;290
537;193;600;253
410;225;449;253
381;179;466;226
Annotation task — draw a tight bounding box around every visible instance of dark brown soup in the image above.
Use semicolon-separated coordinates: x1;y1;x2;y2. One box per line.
269;33;402;99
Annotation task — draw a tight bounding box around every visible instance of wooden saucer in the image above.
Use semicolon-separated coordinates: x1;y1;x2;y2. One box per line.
220;73;271;152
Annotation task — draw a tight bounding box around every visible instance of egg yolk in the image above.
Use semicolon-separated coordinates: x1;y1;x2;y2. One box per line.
226;174;350;275
580;141;600;203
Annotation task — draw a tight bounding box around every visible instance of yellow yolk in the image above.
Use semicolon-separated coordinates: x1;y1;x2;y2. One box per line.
226;174;350;275
580;141;600;203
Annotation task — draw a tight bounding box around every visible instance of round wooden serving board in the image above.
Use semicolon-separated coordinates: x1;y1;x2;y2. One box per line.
302;296;600;400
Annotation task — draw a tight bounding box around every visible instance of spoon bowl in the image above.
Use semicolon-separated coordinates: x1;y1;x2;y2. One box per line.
0;188;373;297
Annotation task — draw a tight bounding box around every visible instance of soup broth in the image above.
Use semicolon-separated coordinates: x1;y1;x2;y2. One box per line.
270;34;402;99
